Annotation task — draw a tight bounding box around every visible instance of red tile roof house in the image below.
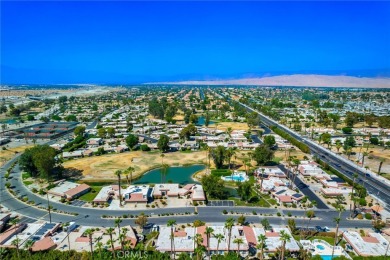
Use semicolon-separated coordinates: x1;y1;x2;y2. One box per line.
276;195;293;204
31;237;57;252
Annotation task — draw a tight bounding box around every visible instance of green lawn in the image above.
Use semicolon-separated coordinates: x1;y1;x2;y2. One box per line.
79;186;103;202
22;172;30;180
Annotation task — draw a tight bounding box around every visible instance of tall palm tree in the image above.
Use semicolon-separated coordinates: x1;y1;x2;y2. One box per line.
115;218;123;250
214;233;225;255
331;205;345;259
121;227;129;250
194;233;204;259
205;227;214;259
23;239;35;257
362;151;369;167
305;210;315;238
161;163;169;183
377;158;385;175
233;238;244;257
10;218;20;230
11;237;21;260
350;173;358;218
84;228;94;259
224;217;235;252
115;170;123;206
259;168;265;190
105;227;116;258
167;219;177;259
256;234;267;260
279;230;291;260
95;236;103;259
124;166;135;186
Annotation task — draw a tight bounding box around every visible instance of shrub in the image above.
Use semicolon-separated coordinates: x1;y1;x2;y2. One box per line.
277;212;281;217
357;214;363;220
365;213;372;220
223;210;228;214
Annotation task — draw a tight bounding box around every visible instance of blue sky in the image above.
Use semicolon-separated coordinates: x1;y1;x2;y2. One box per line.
1;1;389;84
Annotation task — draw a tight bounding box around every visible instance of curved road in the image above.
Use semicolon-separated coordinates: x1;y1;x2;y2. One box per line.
0;155;373;229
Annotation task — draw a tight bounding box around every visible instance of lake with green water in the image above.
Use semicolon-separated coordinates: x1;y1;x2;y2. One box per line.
134;165;205;185
133;164;238;197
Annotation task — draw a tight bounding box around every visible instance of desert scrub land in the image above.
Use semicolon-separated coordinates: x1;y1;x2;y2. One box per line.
63;150;208;180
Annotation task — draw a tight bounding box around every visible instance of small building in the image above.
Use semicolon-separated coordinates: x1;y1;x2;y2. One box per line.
343;231;390;256
48;181;91;200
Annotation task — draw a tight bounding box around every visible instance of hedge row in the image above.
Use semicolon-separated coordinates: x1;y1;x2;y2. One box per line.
270;126;310;153
211;169;232;177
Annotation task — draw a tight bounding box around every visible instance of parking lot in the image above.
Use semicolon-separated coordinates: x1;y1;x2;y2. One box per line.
71;200;86;207
207;200;234;207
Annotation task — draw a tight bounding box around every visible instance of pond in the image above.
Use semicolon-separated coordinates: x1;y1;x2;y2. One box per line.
134;165;206;185
197;116;215;126
133;165;238;198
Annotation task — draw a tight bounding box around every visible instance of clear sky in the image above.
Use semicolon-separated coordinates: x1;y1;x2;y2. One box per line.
1;1;389;84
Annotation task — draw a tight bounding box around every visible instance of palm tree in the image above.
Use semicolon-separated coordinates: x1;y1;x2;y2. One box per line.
125;166;135;185
259;168;265;190
23;239;35;256
10;218;20;232
121;227;129;250
194;233;204;259
115;170;123;206
362;151;369;167
106;227;116;258
256;234;267;260
305;210;315;238
115;218;123;250
84;228;94;259
95;236;103;259
224;217;235;252
167;219;177;259
107;239;116;258
160;163;169;183
11;237;21;259
377;158;385;175
331;205;345;259
279;230;291;260
233;237;244;257
214;233;225;255
350;173;358;218
205;227;214;259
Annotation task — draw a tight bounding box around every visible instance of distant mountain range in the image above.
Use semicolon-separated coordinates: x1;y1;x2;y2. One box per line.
149;74;390;88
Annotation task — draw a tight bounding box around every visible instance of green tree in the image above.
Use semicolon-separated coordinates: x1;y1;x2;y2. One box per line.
252;145;274;165
180;124;197;140
167;220;177;259
263;135;276;148
189;114;199;124
237;181;252;202
279;230;291;260
73;126;86;137
261;218;271;230
157;134;170;152
125;134;139;150
201;175;229;199
211;146;227;169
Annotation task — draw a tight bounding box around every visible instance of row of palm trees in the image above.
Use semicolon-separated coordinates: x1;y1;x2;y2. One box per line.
80;218;135;259
165;217;292;260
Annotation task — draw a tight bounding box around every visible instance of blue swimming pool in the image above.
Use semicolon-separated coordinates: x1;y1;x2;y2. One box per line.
224;176;245;182
320;255;338;260
316;244;326;250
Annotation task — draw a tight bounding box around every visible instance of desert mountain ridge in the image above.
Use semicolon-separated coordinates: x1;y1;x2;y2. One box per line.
146;74;390;88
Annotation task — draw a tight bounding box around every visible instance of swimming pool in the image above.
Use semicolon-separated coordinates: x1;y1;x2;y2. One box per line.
316;244;326;250
320;256;336;260
223;176;245;182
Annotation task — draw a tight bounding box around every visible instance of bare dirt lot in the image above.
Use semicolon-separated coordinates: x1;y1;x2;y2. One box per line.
0;144;34;166
63;150;208;180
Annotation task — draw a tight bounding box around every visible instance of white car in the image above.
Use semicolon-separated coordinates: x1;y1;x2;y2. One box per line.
323;226;330;232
